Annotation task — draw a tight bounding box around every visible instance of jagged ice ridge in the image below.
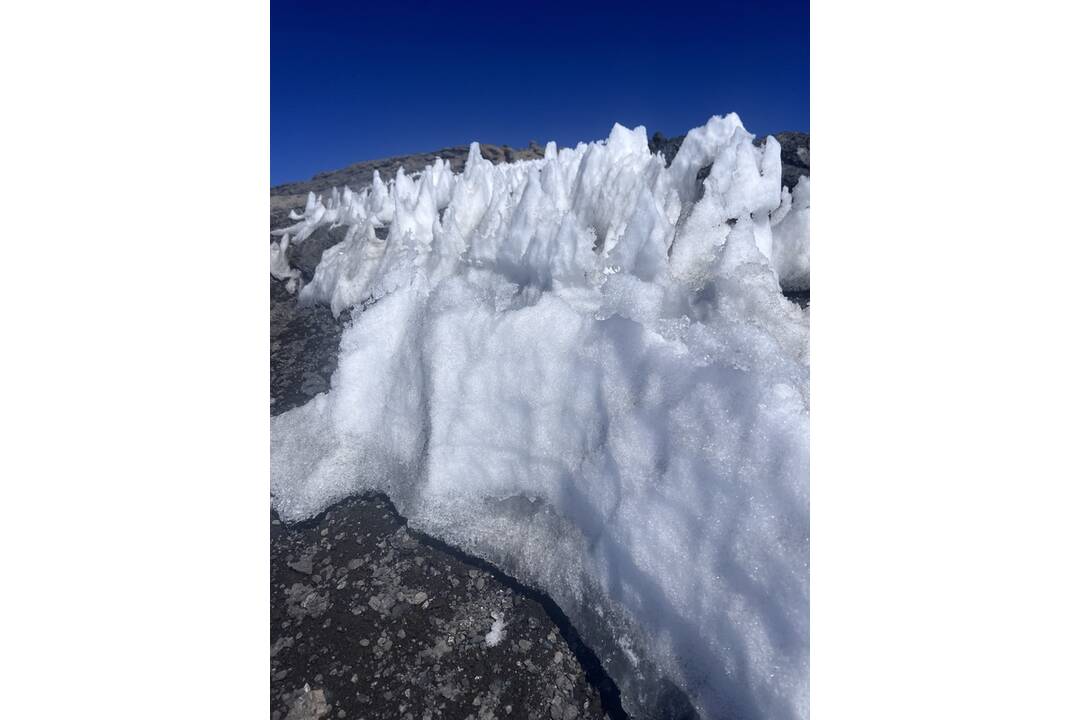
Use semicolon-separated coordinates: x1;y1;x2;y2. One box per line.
270;114;810;720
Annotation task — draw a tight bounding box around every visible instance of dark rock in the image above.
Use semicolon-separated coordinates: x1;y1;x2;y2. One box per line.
270;278;349;416
289;224;350;283
288;556;313;575
270;495;621;719
283;685;329;720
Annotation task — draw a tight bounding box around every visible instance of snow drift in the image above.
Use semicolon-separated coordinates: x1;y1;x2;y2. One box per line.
270;114;810;720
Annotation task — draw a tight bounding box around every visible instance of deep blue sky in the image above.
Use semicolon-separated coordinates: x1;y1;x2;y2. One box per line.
271;0;808;186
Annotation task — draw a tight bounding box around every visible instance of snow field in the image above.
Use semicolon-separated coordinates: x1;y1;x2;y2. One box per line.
271;114;810;720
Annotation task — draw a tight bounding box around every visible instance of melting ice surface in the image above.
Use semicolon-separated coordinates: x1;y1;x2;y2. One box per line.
270;114;810;720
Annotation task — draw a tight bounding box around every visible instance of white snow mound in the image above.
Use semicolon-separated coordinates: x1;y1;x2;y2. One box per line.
270;114;810;720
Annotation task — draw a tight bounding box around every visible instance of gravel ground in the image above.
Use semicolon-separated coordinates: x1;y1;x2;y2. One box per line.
270;495;623;720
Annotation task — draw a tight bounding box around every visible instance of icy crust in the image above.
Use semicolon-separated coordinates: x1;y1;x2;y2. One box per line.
270;114;810;720
771;177;811;291
269;233;301;293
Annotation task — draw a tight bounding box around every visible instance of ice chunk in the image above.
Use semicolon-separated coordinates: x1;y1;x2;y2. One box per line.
484;612;507;647
270;233;301;294
772;176;810;291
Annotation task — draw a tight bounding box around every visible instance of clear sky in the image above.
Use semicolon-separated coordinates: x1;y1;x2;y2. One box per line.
271;0;809;186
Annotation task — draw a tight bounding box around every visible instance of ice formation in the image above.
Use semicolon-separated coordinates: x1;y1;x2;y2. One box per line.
771;177;810;291
269;233;301;294
485;612;507;648
271;114;810;720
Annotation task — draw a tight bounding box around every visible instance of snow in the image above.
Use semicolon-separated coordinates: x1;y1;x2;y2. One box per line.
270;114;809;720
771;176;811;291
485;613;507;647
269;233;301;294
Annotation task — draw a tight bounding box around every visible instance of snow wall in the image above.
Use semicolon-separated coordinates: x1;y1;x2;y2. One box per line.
270;114;810;720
